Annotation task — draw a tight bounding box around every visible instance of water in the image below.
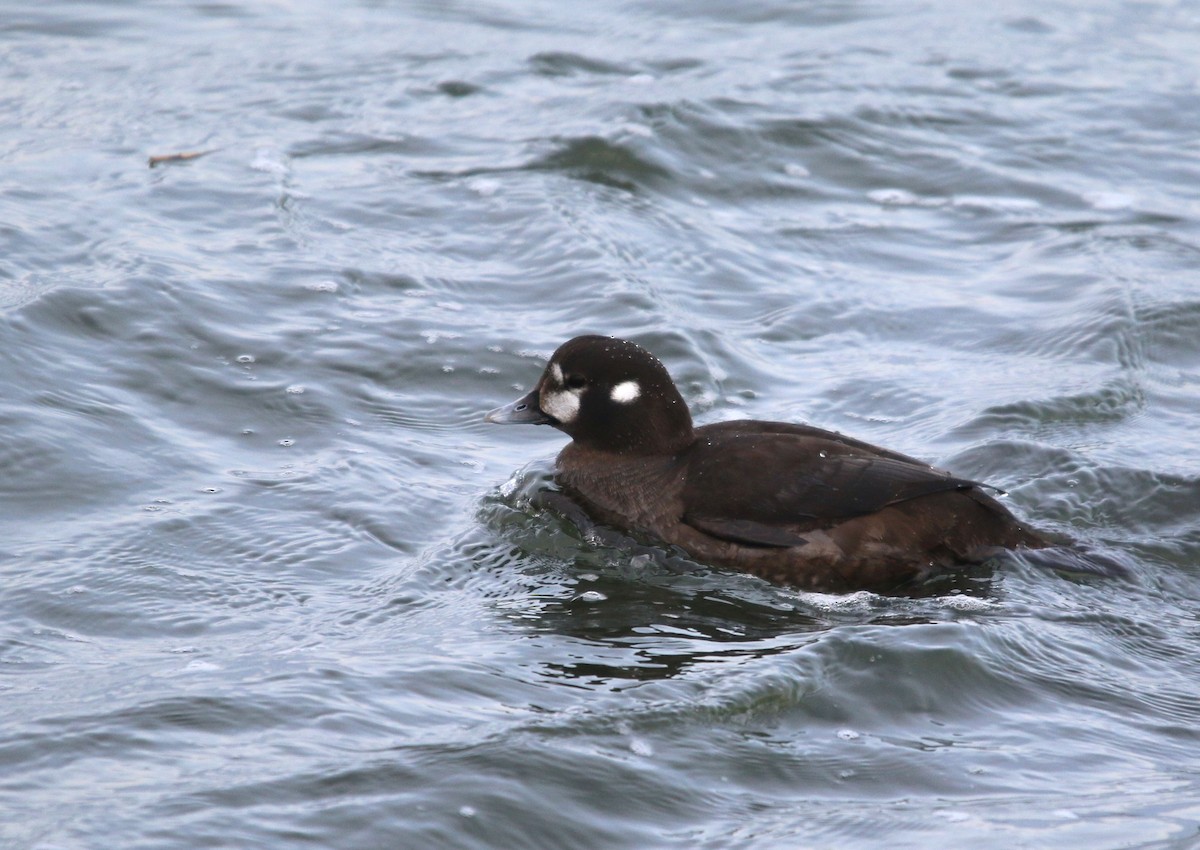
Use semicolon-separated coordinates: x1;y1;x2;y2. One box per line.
2;1;1199;847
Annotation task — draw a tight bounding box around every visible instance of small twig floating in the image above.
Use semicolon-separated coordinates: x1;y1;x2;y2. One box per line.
147;149;218;168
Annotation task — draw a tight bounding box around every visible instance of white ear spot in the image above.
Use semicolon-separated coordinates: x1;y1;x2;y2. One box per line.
610;380;641;404
550;362;564;385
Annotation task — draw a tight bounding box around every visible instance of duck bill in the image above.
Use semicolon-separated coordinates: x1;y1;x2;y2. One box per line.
485;388;553;425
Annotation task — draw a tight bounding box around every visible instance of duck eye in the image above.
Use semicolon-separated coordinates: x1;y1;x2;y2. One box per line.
564;374;586;390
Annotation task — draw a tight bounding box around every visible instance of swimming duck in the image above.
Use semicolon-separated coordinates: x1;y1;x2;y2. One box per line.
486;335;1050;591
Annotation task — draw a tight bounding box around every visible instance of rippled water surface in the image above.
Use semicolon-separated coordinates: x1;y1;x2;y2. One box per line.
3;1;1200;848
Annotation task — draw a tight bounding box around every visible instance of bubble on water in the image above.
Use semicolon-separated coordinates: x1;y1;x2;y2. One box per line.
1085;191;1133;210
869;188;920;206
423;330;462;344
836;729;860;741
278;438;294;447
251;148;289;175
458;805;477;818
629;738;654;757
468;177;501;196
185;660;221;672
304;280;339;292
200;487;221;494
578;590;607;603
237;354;255;364
952;195;1039;212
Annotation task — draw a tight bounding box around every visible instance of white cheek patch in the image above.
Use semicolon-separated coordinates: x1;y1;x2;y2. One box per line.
542;388;580;423
610;380;641;404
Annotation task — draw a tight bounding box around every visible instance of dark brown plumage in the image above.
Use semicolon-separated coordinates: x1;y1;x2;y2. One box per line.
487;335;1050;591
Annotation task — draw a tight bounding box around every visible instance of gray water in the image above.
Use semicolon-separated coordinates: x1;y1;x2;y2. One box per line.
3;1;1200;848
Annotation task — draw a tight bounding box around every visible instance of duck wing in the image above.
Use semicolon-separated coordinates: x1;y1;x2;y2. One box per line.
680;424;986;548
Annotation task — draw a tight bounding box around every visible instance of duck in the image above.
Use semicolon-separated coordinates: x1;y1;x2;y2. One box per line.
486;334;1051;591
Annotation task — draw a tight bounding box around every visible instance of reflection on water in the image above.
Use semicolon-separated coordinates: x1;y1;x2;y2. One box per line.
2;0;1200;847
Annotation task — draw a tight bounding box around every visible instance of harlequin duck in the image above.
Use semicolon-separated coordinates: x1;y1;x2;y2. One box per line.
486;335;1050;591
